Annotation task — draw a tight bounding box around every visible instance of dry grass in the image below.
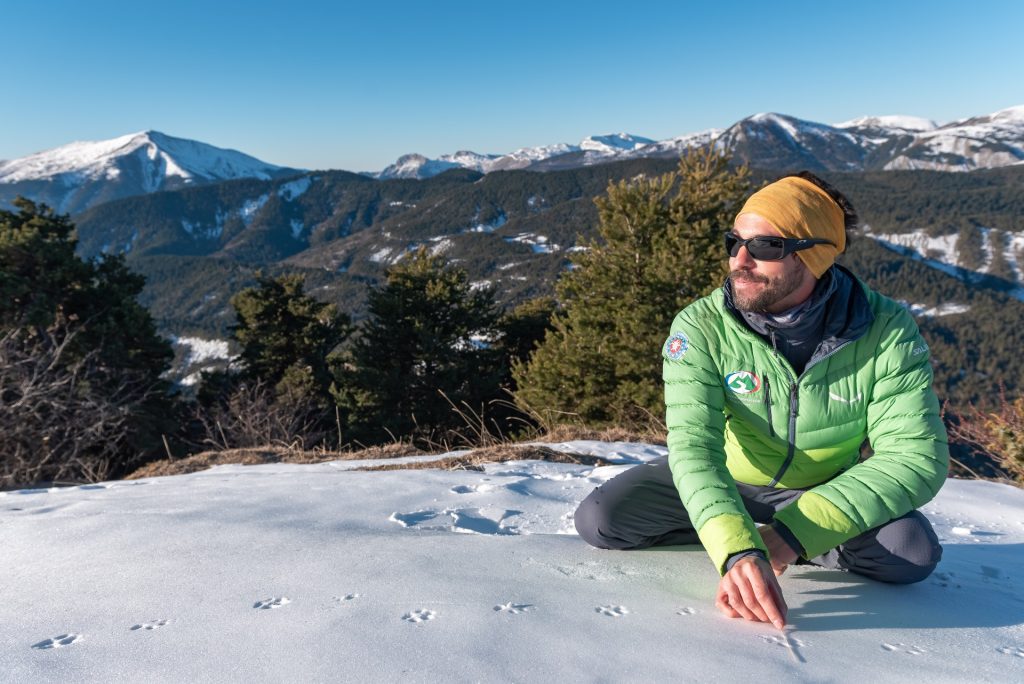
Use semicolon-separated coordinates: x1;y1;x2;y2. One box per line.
352;444;614;472
125;442;424;479
532;423;667;446
126;440;617;478
124;422;657;480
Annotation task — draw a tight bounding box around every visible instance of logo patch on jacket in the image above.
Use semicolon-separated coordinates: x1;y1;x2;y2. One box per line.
665;332;689;360
725;371;761;394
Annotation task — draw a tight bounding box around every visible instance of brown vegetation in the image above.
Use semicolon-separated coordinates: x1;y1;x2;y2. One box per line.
124;430;632;479
947;394;1024;486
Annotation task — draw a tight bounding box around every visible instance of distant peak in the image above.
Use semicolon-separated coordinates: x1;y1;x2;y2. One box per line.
833;115;937;132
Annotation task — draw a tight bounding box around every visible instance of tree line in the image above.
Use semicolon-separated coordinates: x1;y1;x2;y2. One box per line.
3;150;1021;490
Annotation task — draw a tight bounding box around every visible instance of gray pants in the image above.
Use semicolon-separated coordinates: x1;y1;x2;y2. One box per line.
574;457;942;584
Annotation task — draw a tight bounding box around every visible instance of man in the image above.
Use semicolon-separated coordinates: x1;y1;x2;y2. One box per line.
573;172;948;630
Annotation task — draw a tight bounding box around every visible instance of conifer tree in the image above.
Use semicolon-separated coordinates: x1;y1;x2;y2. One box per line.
513;149;750;425
230;273;349;401
0;198;175;486
338;247;503;444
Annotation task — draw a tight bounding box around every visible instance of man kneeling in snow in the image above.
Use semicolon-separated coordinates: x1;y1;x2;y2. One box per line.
574;172;948;630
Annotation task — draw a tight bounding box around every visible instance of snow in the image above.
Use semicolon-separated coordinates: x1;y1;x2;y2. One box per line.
868;227;1024;302
239;194;269;226
869;229;970;279
169;336;232;366
833;115;938;132
0;131;283;185
898;301;972;318
277;176;311;201
290;219;304;240
578;133;655;154
2;441;1024;682
504;233;559;254
368;246;393;263
467;212;507;233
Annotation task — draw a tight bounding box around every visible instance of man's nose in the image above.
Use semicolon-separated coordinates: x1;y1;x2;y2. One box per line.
731;244;756;268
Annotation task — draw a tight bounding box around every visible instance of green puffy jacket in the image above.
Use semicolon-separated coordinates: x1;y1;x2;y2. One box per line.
662;269;949;574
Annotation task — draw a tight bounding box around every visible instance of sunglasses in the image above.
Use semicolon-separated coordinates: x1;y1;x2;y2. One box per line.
724;232;835;261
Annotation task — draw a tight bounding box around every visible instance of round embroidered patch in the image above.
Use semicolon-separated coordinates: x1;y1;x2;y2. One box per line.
665;332;689;360
725;371;761;394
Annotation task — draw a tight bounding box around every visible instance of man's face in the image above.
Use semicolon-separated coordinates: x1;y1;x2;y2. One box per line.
728;213;815;314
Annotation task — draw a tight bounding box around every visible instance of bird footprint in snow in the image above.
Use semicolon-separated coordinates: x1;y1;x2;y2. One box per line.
881;642;925;655
494;602;533;614
253;597;291;609
130;619;170;631
403;609;436;623
596;605;629;617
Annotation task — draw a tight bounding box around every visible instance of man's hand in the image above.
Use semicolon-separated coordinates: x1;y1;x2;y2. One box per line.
715;556;788;630
759;524;799;576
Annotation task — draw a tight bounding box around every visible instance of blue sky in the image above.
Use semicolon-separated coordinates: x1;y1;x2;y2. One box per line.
2;0;1022;172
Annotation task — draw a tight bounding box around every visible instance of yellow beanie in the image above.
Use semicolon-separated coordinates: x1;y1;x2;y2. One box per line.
735;176;845;278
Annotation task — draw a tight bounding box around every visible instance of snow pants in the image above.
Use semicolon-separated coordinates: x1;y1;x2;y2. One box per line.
574;456;942;584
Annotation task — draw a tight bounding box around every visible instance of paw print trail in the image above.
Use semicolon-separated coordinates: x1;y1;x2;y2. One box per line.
595;605;629;617
402;609;436;623
32;634;82;649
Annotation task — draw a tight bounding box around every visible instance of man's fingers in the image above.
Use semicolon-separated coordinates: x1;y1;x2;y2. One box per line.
724;582;757;622
754;570;788;629
734;574;769;623
714;591;740;619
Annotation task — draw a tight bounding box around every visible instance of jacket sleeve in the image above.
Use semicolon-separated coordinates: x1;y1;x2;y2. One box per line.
773;307;949;558
663;308;767;574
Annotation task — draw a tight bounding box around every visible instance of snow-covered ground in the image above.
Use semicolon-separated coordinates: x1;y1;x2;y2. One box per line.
2;441;1023;682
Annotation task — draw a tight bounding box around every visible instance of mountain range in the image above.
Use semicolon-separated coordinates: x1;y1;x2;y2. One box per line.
0;131;299;214
2;105;1022;214
3;109;1024;406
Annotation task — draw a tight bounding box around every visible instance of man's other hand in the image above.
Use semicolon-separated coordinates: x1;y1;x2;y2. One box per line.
715;556;788;630
758;523;799;576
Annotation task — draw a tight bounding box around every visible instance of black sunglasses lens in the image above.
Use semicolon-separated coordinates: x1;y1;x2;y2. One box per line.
724;233;739;256
748;237;786;260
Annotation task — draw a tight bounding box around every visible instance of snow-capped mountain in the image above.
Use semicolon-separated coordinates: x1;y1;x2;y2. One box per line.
881;105;1024;171
0;131;299;214
374;105;1024;179
376;134;655;179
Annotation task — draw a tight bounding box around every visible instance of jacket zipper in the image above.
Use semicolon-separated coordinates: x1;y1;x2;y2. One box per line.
764;326;858;486
763;374;775;438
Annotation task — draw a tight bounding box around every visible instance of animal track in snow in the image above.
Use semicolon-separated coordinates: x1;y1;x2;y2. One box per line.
881;642;926;655
761;634;806;649
32;634;82;649
595;605;629;617
335;593;360;602
931;571;962;589
253;597;291;610
997;646;1024;658
390;507;522;535
494;602;533;614
403;609;436;623
130;619;170;631
450;483;495;494
676;607;696;615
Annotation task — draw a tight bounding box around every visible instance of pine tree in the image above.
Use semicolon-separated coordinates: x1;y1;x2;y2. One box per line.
230;273;349;401
0;198;175;486
338;247;504;444
513;149;750;425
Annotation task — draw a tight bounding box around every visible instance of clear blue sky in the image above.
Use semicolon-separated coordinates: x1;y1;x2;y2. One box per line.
2;0;1022;172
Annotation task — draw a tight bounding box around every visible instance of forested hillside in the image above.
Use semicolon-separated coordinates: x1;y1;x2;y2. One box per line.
66;160;1024;406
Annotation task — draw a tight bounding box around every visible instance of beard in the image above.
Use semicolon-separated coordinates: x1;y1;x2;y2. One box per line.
728;265;806;313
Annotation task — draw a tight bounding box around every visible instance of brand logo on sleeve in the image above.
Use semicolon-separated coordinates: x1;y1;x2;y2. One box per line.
665;332;689;360
725;371;761;394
